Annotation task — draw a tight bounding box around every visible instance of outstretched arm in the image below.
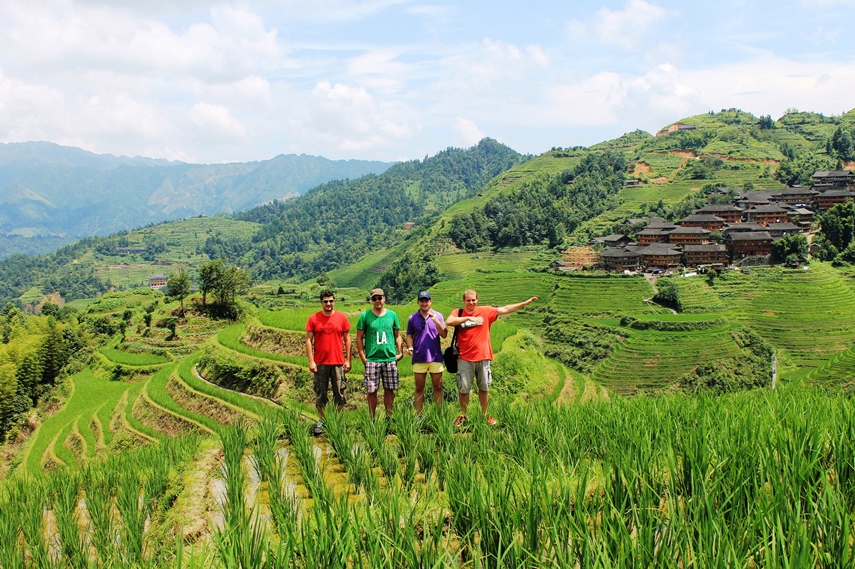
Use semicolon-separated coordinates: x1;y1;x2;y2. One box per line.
497;297;537;316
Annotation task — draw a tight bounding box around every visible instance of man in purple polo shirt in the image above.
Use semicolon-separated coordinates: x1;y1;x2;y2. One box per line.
406;290;448;413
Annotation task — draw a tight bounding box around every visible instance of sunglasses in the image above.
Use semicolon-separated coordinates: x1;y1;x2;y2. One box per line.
322;300;335;304
371;295;384;301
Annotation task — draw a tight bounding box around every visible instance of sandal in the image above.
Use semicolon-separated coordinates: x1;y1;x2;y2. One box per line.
453;415;466;427
486;416;497;426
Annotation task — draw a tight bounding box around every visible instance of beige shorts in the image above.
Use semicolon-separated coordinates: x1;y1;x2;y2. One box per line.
413;361;445;374
456;359;492;394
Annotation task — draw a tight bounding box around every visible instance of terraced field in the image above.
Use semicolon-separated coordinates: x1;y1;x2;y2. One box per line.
710;264;855;379
23;368;135;472
590;323;741;394
434;250;540;281
670;274;729;313
551;275;660;316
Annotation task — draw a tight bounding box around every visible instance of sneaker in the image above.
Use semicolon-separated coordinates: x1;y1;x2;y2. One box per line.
453;415;466;427
312;420;324;436
486;416;497;426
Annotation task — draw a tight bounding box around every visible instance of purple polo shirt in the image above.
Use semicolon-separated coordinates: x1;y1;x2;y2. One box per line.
406;310;445;363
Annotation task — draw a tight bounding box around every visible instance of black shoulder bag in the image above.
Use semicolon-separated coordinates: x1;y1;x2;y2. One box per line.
443;309;463;373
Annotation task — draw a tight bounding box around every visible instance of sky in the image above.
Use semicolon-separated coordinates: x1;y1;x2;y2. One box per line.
1;0;854;164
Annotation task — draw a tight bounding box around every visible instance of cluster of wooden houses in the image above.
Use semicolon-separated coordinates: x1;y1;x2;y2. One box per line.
591;170;855;272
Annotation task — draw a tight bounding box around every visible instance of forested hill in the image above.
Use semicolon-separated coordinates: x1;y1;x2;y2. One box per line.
205;138;527;280
0;141;392;257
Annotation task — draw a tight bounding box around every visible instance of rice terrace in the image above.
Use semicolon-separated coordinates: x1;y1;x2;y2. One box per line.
5;108;855;567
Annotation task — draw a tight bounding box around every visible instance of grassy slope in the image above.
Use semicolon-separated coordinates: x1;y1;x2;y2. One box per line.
14;108;855;477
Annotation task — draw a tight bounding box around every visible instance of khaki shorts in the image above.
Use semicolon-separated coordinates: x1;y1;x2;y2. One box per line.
456;359;492;394
413;361;445;374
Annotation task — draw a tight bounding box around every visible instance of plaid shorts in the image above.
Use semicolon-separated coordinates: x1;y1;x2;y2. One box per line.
363;361;399;393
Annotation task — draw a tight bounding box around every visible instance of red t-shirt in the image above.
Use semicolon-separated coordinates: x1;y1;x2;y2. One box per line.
456;306;499;362
306;311;351;365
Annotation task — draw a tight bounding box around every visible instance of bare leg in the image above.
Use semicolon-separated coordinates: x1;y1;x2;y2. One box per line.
316;405;326;420
478;389;489;415
430;372;443;405
383;389;395;417
458;391;469;415
414;372;427;414
367;392;378;419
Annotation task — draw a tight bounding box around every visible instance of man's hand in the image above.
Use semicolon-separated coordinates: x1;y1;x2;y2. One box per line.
344;360;352;372
309;362;318;373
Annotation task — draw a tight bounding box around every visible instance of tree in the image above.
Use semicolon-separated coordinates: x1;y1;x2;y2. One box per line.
819;200;855;251
167;269;192;314
39;318;67;386
197;259;225;307
832;127;854;161
771;234;808;264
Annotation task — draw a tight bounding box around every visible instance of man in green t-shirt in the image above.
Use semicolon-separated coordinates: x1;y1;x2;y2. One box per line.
356;288;403;419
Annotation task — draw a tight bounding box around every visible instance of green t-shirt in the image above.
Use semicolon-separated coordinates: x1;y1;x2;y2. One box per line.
357;309;401;362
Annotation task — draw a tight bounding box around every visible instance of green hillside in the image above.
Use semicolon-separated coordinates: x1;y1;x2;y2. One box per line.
7;107;855;566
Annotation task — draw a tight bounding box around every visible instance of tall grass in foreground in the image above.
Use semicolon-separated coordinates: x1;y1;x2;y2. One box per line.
0;436;200;569
11;385;855;567
214;420;270;569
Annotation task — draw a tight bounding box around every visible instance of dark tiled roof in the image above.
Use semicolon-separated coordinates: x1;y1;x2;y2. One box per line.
781;187;818;195
724;222;764;232
602;247;643;259
640;243;682;255
679;214;725;223
683;244;727;253
819;189;855;197
765;223;800;231
669;226;711;235
725;231;773;242
748;204;790;213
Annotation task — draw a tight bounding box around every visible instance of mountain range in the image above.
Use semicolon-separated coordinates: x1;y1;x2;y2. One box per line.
0;141;392;256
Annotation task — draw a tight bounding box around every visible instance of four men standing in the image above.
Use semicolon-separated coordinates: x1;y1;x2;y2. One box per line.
305;285;536;430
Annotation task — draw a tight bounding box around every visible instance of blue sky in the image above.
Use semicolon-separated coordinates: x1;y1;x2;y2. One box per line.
1;0;854;163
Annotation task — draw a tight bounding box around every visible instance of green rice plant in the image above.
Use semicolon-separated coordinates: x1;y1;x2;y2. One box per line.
250;412;280;485
214;420;271;569
280;408;332;502
319;408;354;467
415;433;436;483
296;495;355;569
116;469;150;567
355;484;449;567
356;410;385;464
10;476;52;569
83;466;118;567
50;470;89;569
0;488;25;569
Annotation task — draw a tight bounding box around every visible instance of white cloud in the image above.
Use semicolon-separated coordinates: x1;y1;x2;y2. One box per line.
303;80;413;152
0;2;282;83
799;0;855;5
268;0;410;23
566;0;673;50
454;118;486;147
188;103;247;141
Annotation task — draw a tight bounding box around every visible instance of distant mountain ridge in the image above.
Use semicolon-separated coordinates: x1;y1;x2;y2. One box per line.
0;142;392;256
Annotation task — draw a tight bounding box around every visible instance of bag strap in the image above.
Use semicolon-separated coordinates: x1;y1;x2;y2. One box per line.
450;308;463;349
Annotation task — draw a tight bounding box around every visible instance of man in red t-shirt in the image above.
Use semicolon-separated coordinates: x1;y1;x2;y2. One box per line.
446;289;537;426
305;290;352;435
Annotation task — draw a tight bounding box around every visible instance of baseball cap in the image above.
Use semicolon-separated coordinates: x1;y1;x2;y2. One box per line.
370;288;385;297
417;290;431;300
